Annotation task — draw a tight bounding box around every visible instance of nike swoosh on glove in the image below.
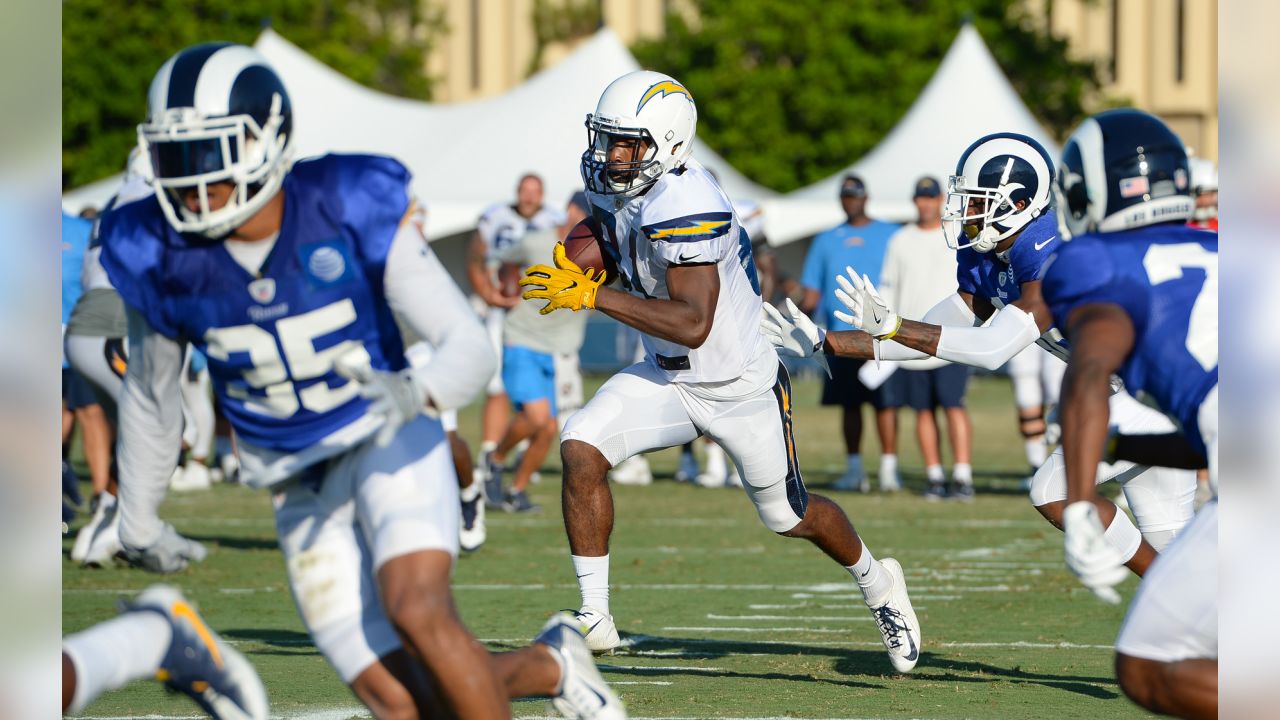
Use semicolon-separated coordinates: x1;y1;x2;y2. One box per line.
1063;501;1130;604
520;243;606;315
334;350;431;447
760;299;830;377
833;266;902;340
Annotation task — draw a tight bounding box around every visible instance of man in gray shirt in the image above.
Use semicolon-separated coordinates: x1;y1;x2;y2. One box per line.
479;193;592;512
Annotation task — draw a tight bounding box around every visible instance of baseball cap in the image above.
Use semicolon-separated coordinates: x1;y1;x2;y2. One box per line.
913;176;942;198
839;175;867;198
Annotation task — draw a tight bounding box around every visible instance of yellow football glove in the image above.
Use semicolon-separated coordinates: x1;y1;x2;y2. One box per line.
520;243;607;315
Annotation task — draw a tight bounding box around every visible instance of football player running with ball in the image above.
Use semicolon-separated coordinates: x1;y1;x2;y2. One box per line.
520;70;921;673
1042;109;1217;719
762;133;1197;600
103;43;623;720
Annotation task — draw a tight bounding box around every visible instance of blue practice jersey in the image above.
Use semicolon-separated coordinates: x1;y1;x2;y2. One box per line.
1041;224;1218;455
100;154;413;453
801;219;898;331
62;213;92;325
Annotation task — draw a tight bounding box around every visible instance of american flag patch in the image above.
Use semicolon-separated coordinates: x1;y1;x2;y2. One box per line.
1119;176;1150;198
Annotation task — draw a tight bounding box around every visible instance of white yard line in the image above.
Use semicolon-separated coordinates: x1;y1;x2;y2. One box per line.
707;614;870;622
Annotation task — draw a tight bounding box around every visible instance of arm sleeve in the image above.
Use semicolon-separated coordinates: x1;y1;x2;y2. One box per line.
934;302;1042;371
116;308;186;551
875;293;980;361
383;220;497;412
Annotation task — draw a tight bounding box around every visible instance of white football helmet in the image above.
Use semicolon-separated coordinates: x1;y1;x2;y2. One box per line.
580;70;697;198
138;42;293;239
942;132;1055;253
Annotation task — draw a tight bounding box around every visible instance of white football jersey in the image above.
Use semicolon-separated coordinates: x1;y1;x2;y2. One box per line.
587;158;771;385
476;203;564;263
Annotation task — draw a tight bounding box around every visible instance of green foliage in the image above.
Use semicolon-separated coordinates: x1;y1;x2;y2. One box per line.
528;0;601;76
633;0;1101;191
62;0;445;189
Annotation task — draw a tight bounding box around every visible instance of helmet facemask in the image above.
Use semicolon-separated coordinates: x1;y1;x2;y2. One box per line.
581;114;664;197
138;91;291;239
942;173;1027;253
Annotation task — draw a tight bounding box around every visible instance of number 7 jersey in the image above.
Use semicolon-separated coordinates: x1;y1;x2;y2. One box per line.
100;154;413;454
1040;224;1218;455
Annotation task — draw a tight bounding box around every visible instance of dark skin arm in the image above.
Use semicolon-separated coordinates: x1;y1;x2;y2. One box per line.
883;281;1051;357
1059;303;1136;509
466;233;518;309
594;263;719;349
819;289;994;360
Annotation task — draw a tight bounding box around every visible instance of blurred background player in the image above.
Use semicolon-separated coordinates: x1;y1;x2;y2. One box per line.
878;176;970;497
1006;344;1065;490
62;211;103;530
1188;156;1218;231
1043;108;1216;719
62;584;269;718
799;175;900;491
524;70;921;673
104;43;623;719
480;191;592;512
468;173;564;501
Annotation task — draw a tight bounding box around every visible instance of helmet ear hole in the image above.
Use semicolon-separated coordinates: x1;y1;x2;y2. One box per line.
670;141;683;157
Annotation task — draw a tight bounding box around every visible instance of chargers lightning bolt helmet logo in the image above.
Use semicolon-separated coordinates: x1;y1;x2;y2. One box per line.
636;81;692;114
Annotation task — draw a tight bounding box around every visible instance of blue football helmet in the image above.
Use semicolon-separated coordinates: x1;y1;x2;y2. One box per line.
943;132;1056;253
138;43;294;239
1054;108;1194;239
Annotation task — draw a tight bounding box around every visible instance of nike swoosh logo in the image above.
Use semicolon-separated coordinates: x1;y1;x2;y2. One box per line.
903;628;919;662
1034;236;1056;251
677;252;699;262
872;307;883;324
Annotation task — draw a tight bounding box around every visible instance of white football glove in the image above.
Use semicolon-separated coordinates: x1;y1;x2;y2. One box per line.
1062;500;1129;604
334;350;432;447
833;266;902;340
760;299;831;377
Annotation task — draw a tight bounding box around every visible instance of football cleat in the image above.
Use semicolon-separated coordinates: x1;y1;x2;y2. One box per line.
949;482;975;503
923;481;948;501
83;500;123;567
171;460;212;492
480;451;506;509
879;468;901;492
536;613;627;720
124;523;208;574
608;456;652;486
865;558;921;673
71;493;115;563
571;606;621;654
504;488;541;514
459;481;486;552
832;470;869;493
674;450;700;483
127;585;270;720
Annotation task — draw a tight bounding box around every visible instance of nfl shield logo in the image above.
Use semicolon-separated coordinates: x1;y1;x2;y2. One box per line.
248;278;276;304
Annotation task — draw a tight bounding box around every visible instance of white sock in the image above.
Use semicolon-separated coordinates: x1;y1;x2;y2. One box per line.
479;440;498;456
459;479;481;501
879;454;897;478
63;610;172;713
1025;438;1047;468
846;454;863;476
848;546;892;605
572;554;611;615
953;463;973;485
926;464;944;482
705;443;727;478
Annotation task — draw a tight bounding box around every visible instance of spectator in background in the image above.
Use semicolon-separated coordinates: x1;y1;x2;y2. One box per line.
479;192;591;512
1189;157;1218;231
467;174;564;473
880;177;974;499
800;175;900;491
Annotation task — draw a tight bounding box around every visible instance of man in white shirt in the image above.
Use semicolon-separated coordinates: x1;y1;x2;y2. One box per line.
878;178;974;499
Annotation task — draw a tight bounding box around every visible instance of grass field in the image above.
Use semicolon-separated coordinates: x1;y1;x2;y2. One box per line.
63;373;1152;719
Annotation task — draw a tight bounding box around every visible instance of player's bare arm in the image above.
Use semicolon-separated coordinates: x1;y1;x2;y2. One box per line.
467;232;518;309
594;263;720;349
1059;303;1135;510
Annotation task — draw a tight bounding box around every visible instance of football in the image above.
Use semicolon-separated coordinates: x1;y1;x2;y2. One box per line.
562;217;618;285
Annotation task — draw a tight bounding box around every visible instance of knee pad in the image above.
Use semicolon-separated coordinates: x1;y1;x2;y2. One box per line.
1121;466;1197;541
1028;452;1067;507
1103;510;1142;563
1019;413;1047;438
1009;364;1044;409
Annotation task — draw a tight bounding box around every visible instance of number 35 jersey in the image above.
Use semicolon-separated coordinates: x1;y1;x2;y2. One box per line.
587;158;769;385
1040;224;1218;455
100;154;412;454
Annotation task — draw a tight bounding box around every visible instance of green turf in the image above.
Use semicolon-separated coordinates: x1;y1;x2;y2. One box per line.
63;374;1152;719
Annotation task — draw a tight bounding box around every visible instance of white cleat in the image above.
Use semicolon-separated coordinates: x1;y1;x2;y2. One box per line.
571;606;621;654
459;481;486;553
879;469;901;492
609;456;652;486
866;558;921;673
71;493;114;563
83;498;122;567
536;613;627;720
172;460;212;492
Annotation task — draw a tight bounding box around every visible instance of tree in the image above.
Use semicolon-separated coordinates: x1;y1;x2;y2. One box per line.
633;0;1102;191
62;0;445;189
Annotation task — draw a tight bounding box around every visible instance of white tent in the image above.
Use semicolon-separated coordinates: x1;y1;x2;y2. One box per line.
61;28;772;239
762;24;1058;245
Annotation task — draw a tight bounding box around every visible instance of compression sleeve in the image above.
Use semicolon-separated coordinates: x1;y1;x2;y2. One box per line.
874;293;980;361
934;302;1041;371
383;216;496;412
116;309;185;551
